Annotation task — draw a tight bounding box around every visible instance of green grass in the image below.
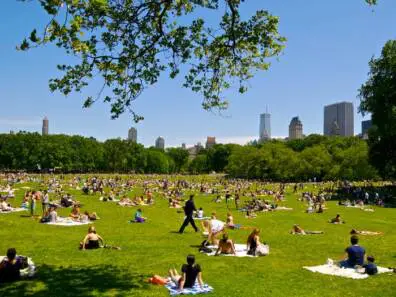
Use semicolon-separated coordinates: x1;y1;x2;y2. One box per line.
0;177;395;297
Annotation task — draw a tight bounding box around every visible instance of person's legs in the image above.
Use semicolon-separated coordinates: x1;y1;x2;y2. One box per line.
179;217;189;233
188;216;198;232
339;260;353;268
305;231;323;234
168;269;181;284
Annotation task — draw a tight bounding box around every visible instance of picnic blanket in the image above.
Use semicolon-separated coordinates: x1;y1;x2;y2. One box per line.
165;281;213;296
99;197;120;202
204;244;256;257
45;217;92;226
0;208;27;214
0;255;36;278
303;263;393;279
190;217;211;221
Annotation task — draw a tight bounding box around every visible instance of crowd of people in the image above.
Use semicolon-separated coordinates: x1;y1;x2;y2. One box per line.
0;173;392;291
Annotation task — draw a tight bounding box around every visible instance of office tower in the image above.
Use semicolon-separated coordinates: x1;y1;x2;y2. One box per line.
289;116;303;140
361;120;372;139
155;136;165;149
323;102;354;136
259;113;271;141
361;120;372;135
205;136;216;149
42;116;49;135
128;127;137;142
181;143;186;149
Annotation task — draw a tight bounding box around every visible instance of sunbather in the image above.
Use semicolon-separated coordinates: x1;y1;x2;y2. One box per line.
330;214;344;224
350;229;382;236
80;226;104;250
168;255;203;290
215;233;236;256
290;224;323;235
247;228;269;256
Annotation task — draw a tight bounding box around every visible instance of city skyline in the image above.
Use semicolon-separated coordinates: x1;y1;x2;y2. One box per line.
2;1;393;147
324;102;354;137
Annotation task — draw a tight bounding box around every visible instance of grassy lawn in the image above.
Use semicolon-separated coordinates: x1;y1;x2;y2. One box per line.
0;176;395;297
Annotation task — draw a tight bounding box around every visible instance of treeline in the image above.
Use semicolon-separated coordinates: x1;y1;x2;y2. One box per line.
0;133;379;181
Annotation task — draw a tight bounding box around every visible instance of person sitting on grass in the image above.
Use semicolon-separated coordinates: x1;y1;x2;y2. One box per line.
215;233;236;256
339;235;365;268
69;204;81;220
132;208;146;223
84;211;99;221
196;207;204;219
363;255;378;275
290;224;323;235
330;214;344;224
0;248;26;283
168;255;203;291
247;228;269;256
80;226;104;250
0;199;11;211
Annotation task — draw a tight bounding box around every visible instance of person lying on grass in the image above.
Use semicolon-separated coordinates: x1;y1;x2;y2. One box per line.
132;208;146;223
350;229;382;236
339;235;365;268
168;254;204;291
80;226;104;250
290;224;324;235
215;233;236;256
0;248;28;283
247;228;269;256
330;214;345;224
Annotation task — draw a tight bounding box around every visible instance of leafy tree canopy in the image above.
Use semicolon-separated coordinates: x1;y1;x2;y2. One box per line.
18;0;286;121
359;40;396;178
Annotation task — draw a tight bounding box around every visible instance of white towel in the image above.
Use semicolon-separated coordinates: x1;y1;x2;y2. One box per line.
303;263;393;279
45;217;92;226
204;244;257;257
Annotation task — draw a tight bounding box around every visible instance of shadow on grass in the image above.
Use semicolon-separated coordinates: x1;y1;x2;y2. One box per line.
0;264;150;297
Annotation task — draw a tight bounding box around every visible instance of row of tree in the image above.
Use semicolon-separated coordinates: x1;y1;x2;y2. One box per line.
0;132;379;181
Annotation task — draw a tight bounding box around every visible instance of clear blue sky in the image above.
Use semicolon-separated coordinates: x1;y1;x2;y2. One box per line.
1;0;395;147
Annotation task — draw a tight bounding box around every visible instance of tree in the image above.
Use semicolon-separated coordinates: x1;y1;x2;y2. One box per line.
18;0;285;120
359;40;396;178
167;147;189;172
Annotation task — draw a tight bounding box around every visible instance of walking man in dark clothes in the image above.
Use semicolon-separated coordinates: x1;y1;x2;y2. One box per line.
179;195;199;233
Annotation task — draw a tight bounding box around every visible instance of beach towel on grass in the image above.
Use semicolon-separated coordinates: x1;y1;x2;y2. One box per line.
0;208;27;214
165;281;213;296
45;217;92;226
303;264;393;279
204;244;259;257
187;217;211;221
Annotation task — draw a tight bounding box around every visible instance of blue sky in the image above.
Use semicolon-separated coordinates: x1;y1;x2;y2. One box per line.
1;0;395;147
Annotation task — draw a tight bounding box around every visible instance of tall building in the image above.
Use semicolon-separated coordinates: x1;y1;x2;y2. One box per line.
361;120;372;140
205;137;216;149
181;143;186;149
128;127;137;142
42;116;49;135
323;102;354;136
155;136;165;149
289;116;303;140
259;113;271;141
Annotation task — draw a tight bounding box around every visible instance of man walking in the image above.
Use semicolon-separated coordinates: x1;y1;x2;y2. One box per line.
179;195;199;234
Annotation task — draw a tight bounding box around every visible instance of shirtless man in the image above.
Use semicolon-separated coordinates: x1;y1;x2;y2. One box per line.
215;233;236;256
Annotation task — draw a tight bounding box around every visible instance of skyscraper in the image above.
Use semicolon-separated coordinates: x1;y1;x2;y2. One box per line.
361;120;372;140
42;116;49;135
155;136;165;149
259;113;271;141
205;136;216;149
128;127;137;142
323;102;354;136
289;116;303;140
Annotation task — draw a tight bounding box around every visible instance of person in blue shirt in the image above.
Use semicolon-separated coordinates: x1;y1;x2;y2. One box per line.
339;235;366;268
363;255;378;275
133;208;146;223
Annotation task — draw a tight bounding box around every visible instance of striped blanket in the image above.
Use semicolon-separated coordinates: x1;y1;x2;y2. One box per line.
165;282;213;296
